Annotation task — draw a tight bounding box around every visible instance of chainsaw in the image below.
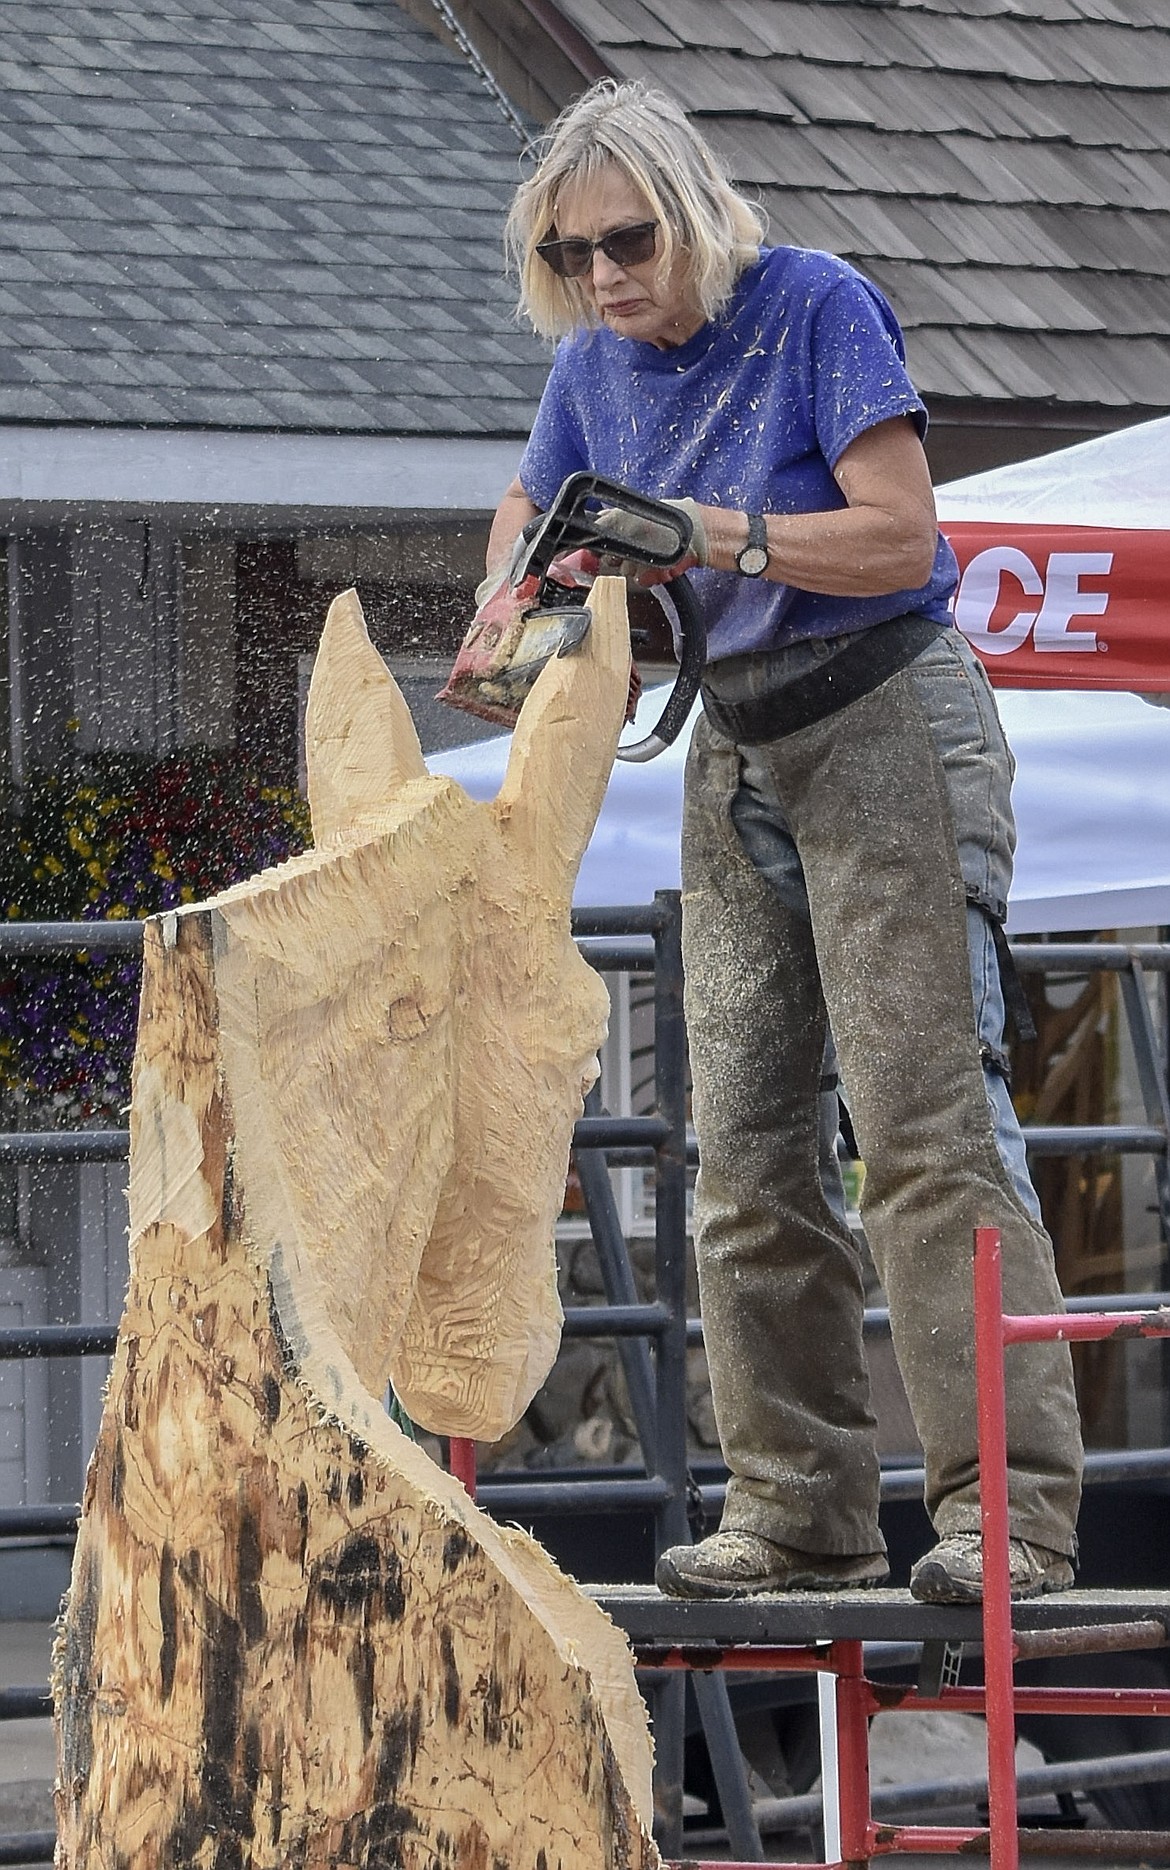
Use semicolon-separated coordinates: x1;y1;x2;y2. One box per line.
437;472;707;763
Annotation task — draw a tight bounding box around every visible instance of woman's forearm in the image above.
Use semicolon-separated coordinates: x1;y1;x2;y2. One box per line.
700;501;938;597
486;478;541;576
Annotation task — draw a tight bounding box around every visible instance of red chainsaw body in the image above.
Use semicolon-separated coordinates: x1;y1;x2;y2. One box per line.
436;570;550;728
437;472;696;736
438;562;639;728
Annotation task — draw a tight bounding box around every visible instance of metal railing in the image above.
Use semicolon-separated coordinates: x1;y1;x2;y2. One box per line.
2;913;1169;1863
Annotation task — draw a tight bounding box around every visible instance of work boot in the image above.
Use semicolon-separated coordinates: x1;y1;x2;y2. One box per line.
910;1531;1075;1605
655;1530;889;1600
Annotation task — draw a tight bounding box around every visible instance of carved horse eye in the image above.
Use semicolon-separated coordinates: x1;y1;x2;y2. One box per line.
386;990;440;1042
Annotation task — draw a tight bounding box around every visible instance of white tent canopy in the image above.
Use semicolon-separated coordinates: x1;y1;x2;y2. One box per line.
435;419;1170;934
935;414;1170;530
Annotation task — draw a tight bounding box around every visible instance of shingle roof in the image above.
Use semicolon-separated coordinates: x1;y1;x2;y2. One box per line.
0;0;551;434
554;0;1170;412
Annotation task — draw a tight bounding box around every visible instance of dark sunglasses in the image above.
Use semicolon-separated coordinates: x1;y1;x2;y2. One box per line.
535;220;659;279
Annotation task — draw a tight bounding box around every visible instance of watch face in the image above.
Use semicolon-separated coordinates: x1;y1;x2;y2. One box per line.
738;544;769;576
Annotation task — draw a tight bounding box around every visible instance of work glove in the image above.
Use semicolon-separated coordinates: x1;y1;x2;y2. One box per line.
547;499;707;592
474;566;507;610
592;497;708;583
474;525;539;609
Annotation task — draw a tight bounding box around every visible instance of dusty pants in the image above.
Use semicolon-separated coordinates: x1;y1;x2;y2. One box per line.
681;627;1083;1558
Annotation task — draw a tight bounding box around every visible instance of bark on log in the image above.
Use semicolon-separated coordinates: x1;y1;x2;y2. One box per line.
54;583;659;1869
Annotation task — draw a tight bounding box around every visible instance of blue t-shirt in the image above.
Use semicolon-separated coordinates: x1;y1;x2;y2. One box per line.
519;245;958;661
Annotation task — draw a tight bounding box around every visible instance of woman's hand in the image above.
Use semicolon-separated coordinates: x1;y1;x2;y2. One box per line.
590;496;708;584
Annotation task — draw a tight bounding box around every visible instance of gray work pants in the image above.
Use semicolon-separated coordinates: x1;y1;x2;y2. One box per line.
681;628;1083;1558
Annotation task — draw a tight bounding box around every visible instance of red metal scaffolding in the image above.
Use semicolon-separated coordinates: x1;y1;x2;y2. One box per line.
451;1226;1170;1867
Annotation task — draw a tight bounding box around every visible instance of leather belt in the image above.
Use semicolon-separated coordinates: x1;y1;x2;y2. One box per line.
700;612;946;745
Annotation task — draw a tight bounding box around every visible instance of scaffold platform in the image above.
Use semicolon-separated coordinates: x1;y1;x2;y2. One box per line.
591;1584;1170;1647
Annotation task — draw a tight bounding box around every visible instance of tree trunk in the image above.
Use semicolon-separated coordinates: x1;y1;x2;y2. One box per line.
54;583;658;1869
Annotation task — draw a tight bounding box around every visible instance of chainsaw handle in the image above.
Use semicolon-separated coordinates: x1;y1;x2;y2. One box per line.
616;573;706;764
522;472;696;600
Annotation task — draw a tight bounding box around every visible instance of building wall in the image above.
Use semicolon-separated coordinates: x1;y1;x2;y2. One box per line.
69;521;181;756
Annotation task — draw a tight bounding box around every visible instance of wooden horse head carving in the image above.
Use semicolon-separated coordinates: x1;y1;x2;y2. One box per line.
54;579;659;1870
212;577;627;1440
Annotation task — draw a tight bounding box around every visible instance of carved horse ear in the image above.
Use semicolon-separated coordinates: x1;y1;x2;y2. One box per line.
492;576;631;905
305;588;427;846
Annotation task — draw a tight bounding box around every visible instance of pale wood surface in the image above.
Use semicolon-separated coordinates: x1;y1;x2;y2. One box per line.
54;585;657;1868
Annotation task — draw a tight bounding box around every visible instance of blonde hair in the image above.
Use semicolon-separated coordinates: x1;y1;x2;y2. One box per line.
506;80;765;340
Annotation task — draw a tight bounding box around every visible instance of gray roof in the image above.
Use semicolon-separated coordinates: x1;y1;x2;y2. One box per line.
0;0;551;434
555;0;1170;414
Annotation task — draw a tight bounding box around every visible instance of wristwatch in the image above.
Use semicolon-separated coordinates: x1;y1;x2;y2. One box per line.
735;513;769;577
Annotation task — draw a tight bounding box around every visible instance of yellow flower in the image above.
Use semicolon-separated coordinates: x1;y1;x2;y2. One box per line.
44;855;64;876
107;904;128;920
67;828;93;858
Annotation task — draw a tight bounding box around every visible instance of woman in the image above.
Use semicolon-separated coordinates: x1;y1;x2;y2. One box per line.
487;79;1082;1604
